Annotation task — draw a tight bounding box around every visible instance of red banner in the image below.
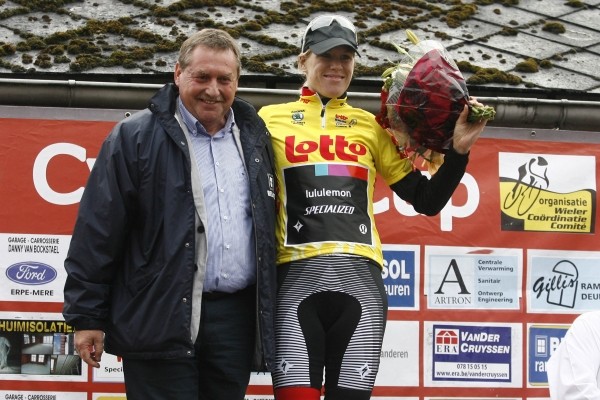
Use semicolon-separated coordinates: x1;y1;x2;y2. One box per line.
1;108;598;399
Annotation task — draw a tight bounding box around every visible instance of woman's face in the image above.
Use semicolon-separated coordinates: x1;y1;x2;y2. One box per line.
301;46;355;99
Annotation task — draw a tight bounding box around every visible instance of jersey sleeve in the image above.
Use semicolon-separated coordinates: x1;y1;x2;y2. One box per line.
369;115;414;185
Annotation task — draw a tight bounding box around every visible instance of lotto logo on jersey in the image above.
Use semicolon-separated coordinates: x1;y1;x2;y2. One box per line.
285;135;367;162
334;113;357;127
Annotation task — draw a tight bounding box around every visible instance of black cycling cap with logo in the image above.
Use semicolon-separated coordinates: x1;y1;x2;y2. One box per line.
301;15;361;57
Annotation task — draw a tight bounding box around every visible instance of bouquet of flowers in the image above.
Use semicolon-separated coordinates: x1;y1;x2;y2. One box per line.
376;30;495;173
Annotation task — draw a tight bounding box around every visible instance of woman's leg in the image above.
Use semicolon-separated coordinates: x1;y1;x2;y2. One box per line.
273;256;387;400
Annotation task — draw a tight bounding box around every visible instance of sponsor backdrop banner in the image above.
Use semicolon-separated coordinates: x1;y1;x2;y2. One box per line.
2;107;596;399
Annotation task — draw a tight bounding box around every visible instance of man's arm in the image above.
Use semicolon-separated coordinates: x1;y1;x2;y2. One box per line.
547;313;600;400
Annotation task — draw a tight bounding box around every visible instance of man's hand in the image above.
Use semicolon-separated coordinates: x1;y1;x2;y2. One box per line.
452;98;489;155
75;329;104;368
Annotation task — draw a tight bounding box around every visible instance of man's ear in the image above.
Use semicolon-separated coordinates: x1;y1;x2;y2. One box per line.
173;62;181;85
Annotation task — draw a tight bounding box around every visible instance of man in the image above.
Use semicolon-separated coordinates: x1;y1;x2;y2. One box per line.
63;28;277;400
547;311;600;400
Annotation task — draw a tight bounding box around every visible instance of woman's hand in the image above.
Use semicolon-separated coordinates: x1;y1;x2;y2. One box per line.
452;97;489;155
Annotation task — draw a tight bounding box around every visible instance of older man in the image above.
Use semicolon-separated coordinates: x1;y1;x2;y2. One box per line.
63;28;277;400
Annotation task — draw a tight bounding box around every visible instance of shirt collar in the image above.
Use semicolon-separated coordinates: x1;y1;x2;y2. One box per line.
177;96;235;137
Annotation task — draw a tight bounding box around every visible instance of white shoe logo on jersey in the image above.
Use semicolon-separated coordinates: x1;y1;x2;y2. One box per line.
279;359;294;375
356;362;371;379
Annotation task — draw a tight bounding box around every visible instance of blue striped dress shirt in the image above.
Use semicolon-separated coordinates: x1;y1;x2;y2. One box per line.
177;98;256;293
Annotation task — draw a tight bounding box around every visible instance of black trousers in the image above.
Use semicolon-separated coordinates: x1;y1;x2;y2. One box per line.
122;286;256;400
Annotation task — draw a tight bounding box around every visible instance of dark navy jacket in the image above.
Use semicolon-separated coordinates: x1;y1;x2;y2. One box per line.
63;83;277;371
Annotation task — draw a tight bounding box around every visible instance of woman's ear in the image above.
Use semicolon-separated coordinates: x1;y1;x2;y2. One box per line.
297;56;305;70
297;52;309;74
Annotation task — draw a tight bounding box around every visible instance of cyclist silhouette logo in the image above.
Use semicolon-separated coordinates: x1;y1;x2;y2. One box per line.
503;156;550;216
501;152;595;233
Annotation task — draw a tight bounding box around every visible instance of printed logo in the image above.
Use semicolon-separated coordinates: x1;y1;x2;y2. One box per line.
284;135;367;163
499;153;596;233
382;246;418;309
333;114;358;128
434;326;511;357
435;329;460;355
430;324;514;384
278;359;293;375
532;260;578;308
528;324;568;386
356;362;372;378
267;173;275;199
502;156;549;216
283;163;372;246
291;111;305;125
528;250;600;313
5;261;57;285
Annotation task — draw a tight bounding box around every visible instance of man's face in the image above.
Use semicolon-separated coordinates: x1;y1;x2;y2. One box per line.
174;45;239;135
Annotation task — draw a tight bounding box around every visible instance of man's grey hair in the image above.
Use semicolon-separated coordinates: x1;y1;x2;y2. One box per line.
178;28;241;77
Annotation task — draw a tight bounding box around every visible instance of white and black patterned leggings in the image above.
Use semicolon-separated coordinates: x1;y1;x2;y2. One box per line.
273;254;388;400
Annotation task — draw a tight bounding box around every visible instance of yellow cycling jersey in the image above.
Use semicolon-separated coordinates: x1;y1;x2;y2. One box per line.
259;88;414;266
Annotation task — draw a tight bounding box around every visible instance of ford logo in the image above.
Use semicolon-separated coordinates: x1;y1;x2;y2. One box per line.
6;261;57;285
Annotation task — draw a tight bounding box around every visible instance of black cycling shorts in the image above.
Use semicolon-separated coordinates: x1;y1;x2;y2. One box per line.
273;254;388;399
